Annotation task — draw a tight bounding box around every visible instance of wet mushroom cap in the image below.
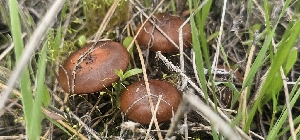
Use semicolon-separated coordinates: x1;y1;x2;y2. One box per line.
136;13;192;53
58;41;129;94
120;80;182;124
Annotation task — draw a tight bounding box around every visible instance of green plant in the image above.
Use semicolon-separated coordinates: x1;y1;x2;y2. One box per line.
244;0;300;132
9;0;35;139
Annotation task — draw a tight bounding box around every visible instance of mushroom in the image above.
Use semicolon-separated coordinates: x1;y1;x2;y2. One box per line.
58;41;129;94
215;65;243;108
136;13;192;53
120;80;182;124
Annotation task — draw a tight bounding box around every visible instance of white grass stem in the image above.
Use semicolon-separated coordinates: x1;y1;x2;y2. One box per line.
212;0;227;75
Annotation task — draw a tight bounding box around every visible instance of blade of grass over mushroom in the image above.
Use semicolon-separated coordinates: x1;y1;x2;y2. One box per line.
194;0;213;73
189;1;221;139
267;77;300;140
192;0;219;109
188;0;209;104
8;0;34;138
29;42;48;139
245;15;300;132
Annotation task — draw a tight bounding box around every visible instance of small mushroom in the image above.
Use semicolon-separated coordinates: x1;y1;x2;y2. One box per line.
58;41;129;94
215;65;243;108
136;13;192;53
120;80;182;124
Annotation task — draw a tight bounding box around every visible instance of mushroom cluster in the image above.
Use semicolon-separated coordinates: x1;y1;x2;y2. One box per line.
58;41;129;94
120;80;182;124
59;13;187;125
136;13;192;53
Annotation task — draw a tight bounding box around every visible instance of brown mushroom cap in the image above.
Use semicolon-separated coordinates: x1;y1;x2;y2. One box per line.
136;13;192;53
120;80;182;124
58;41;129;94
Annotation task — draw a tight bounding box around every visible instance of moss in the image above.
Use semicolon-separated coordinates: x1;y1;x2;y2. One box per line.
84;0;130;37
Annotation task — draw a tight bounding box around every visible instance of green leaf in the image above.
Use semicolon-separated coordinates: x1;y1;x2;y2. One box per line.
245;12;300;132
114;69;124;80
263;46;297;104
43;114;72;137
77;35;86;46
43;84;51;107
189;0;209;104
122;36;134;55
123;68;142;80
267;77;300;139
30;41;48;139
284;47;297;74
9;0;34;139
206;31;219;42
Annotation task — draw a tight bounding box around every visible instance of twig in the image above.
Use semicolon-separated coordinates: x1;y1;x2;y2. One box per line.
280;61;296;140
240;43;255;127
250;130;265;140
57;120;88;140
68;111;101;140
166;89;240;140
145;95;162;139
272;36;296;140
165;92;191;139
212;0;227;76
252;0;266;24
0;135;27;140
0;38;13;61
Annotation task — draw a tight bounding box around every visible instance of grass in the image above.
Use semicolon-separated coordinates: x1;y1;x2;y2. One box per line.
1;0;300;139
9;0;35;139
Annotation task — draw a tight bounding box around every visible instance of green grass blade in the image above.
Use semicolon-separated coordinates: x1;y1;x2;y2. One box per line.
9;0;34;139
242;0;292;88
29;42;48;139
267;78;300;139
43;114;72;137
263;0;273;64
278;115;300;138
245;15;300;132
188;0;209;103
